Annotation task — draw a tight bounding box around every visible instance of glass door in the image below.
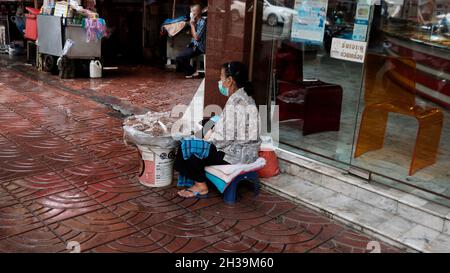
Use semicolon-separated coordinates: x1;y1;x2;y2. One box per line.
248;0;450;208
251;0;368;168
350;0;450;207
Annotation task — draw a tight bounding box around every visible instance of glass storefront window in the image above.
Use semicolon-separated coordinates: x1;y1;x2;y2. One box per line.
247;0;450;207
352;0;450;206
254;0;367;165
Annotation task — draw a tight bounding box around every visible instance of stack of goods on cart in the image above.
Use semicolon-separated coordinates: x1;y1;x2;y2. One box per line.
39;0;109;37
40;0;96;17
35;0;109;77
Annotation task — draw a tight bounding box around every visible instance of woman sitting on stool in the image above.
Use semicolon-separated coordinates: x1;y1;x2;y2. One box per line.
175;62;261;198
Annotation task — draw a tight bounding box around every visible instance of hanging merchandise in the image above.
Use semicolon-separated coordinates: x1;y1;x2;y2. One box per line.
60;39;74;56
82;18;107;42
57;39;75;78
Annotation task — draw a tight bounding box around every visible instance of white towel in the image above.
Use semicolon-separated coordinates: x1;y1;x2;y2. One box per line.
205;158;266;184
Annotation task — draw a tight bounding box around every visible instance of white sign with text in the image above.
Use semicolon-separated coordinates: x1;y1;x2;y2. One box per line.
330;38;367;63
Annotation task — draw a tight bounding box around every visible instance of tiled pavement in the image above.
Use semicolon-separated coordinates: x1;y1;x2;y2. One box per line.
5;59;202;115
0;67;402;253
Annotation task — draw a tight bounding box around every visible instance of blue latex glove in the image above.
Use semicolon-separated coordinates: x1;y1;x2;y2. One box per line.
210;115;220;123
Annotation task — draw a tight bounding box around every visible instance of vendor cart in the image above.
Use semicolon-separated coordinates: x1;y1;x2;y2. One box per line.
37;14;101;74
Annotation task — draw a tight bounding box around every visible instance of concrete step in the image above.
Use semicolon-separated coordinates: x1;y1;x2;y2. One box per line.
259;149;450;252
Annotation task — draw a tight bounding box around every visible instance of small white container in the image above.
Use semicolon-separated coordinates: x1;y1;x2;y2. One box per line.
89;60;102;78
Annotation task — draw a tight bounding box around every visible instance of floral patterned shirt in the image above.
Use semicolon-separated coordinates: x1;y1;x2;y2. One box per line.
209;88;261;164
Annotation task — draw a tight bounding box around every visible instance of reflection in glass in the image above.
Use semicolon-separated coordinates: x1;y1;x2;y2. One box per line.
354;53;444;175
248;0;450;205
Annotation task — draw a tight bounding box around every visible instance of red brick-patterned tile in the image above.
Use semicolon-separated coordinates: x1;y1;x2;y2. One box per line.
2;172;75;202
0;203;44;240
23;188;103;224
0;226;66;253
47;209;137;252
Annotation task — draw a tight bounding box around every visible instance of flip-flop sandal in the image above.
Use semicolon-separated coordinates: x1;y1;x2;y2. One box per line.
185;73;200;79
178;189;209;199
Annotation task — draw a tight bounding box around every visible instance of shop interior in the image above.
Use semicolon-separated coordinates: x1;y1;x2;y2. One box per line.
0;0;208;68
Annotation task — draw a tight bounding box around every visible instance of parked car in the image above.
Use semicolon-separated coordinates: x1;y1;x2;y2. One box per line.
231;0;297;26
263;0;296;26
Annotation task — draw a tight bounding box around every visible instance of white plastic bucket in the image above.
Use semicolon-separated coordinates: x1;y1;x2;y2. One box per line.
137;145;176;187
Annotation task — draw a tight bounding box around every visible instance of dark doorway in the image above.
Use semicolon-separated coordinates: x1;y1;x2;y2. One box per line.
98;1;143;65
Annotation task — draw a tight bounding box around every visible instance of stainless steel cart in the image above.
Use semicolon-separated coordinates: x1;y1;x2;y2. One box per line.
37;14;101;73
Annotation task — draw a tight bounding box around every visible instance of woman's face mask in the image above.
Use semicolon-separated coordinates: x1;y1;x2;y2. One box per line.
218;80;229;97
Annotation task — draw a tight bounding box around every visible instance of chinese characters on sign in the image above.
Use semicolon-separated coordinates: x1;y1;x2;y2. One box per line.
291;0;328;44
330;38;368;63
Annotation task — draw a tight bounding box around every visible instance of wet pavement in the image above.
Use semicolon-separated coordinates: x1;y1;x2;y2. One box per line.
0;64;402;253
1;57;201;116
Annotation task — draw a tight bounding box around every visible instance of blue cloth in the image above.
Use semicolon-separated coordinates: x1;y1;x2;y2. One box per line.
180;137;211;160
205;172;227;193
210;115;220;123
177;137;211;187
177;175;194;188
162;16;187;26
191;17;207;53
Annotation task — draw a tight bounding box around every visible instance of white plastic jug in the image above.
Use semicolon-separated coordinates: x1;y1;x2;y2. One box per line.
89;60;102;78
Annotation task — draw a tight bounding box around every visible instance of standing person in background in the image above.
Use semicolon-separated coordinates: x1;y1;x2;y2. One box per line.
176;4;207;79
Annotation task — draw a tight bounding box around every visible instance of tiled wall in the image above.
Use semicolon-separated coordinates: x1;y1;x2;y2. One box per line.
204;0;254;110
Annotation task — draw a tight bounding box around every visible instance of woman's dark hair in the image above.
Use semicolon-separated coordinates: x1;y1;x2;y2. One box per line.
222;61;254;96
